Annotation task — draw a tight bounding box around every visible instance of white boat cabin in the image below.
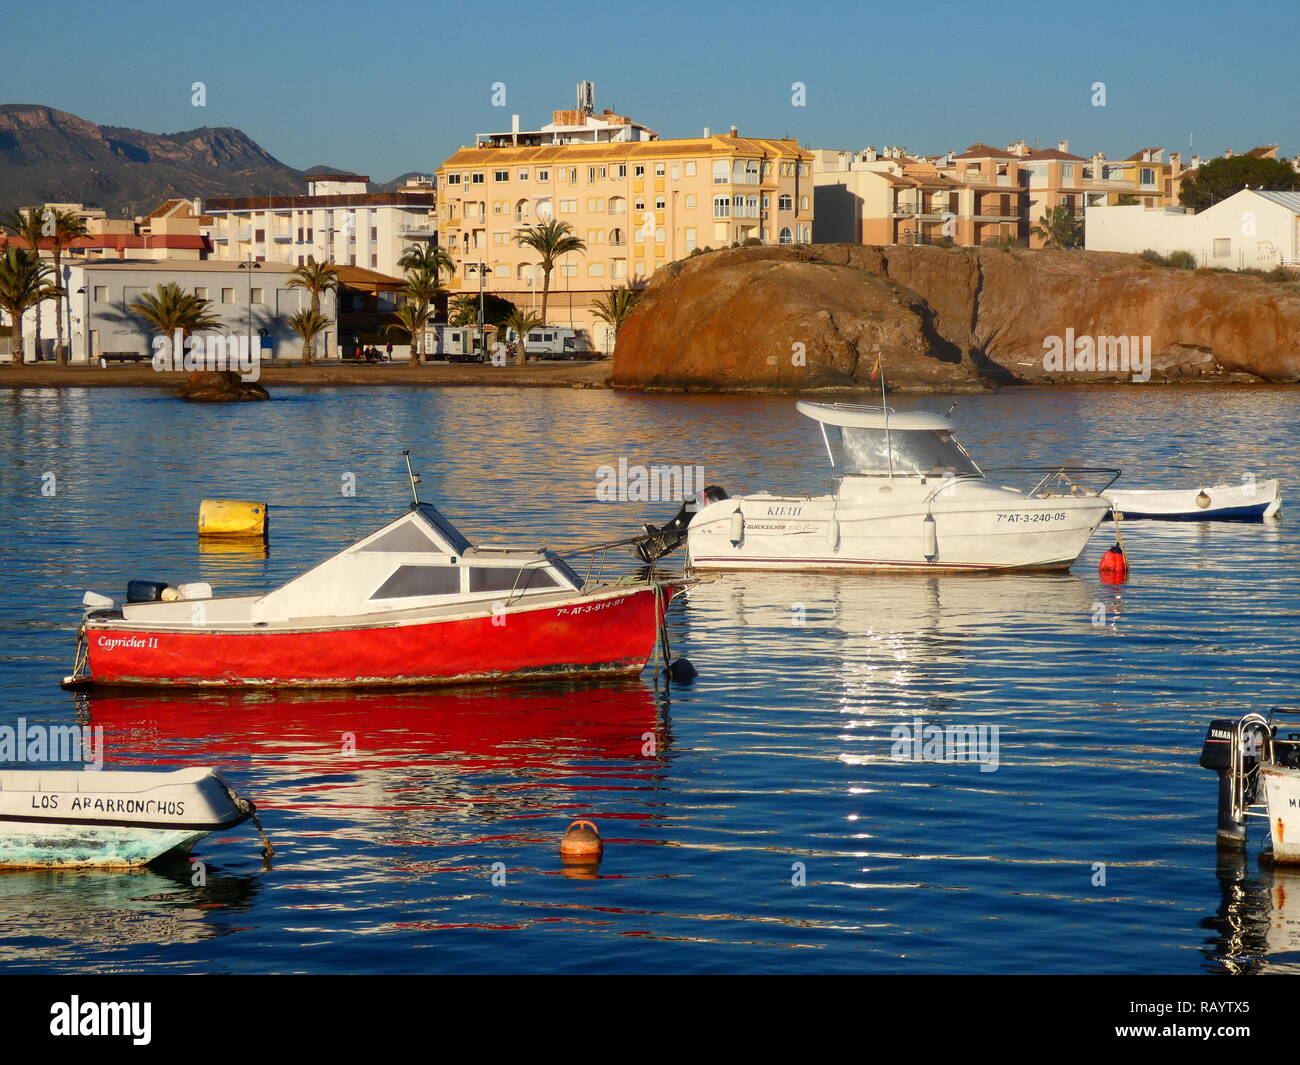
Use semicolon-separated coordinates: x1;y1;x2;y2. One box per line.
116;504;584;629
796;402;985;481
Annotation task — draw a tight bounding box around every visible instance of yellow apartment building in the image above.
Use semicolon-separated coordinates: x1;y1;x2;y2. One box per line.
435;91;813;348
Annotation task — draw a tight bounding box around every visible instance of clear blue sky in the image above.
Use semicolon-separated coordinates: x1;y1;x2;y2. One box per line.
4;0;1296;181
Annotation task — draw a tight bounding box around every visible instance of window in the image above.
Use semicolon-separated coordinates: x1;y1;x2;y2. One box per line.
685;194;697;210
655;197;665;209
250;288;264;304
685;161;697;177
370;226;378;241
467;567;559;593
588;167;597;183
493;232;508;245
92;285;107;302
616;164;627;179
371;565;461;600
712;160;729;184
800;196;808;210
537;169;549;181
655;163;665;177
588;262;605;277
254;228;265;242
779;194;793;211
517;168;529;181
634;164;645;178
634;198;645;211
1140;168;1156;186
559;198;577;213
609;196;626;215
194;287;208;299
713;195;730;218
446;173;461;185
471;172;484;184
220;287;234;303
1213;238;1231;258
685;228;697;252
494;170;509;182
779;227;793;244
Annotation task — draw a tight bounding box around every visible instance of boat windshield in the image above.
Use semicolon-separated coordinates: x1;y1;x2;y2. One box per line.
839;427;982;477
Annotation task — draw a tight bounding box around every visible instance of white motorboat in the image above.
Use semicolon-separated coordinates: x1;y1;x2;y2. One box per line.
1106;480;1282;522
0;767;259;869
1201;709;1300;864
686;402;1118;573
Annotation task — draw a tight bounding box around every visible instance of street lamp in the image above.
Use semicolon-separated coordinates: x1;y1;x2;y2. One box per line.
465;261;488;358
238;255;262;367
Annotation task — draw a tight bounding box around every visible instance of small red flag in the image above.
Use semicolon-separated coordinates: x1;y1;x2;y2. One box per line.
870;355;881;381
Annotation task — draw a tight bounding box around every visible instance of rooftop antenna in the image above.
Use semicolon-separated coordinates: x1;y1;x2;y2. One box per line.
402;449;421;506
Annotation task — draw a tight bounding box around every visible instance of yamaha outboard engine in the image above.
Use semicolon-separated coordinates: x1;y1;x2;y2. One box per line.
632;485;729;564
1200;715;1271;848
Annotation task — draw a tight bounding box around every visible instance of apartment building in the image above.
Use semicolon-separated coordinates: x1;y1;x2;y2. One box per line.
202;174;437;275
1;200;210;260
434;87;813;343
813;144;1027;247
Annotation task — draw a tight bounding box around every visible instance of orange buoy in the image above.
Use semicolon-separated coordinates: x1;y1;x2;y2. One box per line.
1099;542;1129;584
559;819;603;862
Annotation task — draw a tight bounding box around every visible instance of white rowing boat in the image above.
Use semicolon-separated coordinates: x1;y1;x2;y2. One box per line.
0;767;258;869
1106;479;1281;521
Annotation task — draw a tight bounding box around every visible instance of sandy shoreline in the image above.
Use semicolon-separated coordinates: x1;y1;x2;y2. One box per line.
1;359;614;390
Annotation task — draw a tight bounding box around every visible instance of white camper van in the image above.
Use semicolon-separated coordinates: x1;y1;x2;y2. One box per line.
508;327;592;360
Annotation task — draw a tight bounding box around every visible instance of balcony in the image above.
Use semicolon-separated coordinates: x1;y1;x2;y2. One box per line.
960;173;1018;187
1081;176;1130;189
398;223;437;237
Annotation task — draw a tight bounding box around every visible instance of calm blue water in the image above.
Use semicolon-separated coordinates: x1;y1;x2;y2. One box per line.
0;384;1296;974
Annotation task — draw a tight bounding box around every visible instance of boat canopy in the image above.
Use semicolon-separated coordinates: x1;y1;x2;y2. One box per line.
796;401;955;432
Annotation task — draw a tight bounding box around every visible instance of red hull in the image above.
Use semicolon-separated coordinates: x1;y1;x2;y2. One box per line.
86;585;671;688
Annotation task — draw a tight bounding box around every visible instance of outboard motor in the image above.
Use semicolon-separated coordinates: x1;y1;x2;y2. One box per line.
1200;714;1271;848
632;485;728;564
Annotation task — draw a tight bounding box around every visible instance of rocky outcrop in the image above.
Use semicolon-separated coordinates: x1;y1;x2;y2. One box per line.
612;244;1300;392
175;371;269;403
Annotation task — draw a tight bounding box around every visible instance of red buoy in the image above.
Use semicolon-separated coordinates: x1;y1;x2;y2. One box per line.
1099;542;1129;584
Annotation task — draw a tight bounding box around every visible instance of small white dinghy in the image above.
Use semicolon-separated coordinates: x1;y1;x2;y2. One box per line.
1106;479;1281;521
1201;710;1300;864
0;767;264;869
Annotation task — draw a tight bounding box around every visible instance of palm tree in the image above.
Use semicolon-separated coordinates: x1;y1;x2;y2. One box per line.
1031;205;1082;249
400;269;446;319
386;300;433;362
503;308;542;365
46;208;87;364
287;257;339;318
287;308;331;365
447;294;478;327
3;209;50;360
514;220;585;325
128;282;222;339
397;244;455;284
0;247;53;367
591;283;645;347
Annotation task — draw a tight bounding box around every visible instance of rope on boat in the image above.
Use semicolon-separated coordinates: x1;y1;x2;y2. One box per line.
653;583;672;673
220;781;274;860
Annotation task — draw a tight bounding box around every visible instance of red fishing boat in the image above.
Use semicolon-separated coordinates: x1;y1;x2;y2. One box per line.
65;459;685;690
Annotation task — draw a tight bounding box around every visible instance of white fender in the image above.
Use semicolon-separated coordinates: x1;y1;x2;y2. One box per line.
922;513;938;561
729;508;745;546
827;515;840;551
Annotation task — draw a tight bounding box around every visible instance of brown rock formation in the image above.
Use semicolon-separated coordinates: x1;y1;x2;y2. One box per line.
175;370;269;403
612;244;1300;392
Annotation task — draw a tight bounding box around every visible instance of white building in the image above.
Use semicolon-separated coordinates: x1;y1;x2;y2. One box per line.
3;258;338;364
1085;189;1300;269
202;173;437;276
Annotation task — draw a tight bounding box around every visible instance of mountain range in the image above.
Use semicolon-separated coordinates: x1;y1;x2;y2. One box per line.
0;104;420;216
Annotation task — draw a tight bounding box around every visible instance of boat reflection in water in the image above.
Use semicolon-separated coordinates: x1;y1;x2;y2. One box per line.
1204;853;1300;974
84;680;668;874
0;863;261;964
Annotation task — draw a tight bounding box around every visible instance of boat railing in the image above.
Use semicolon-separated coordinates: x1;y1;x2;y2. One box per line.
500;534;662;602
981;466;1121;498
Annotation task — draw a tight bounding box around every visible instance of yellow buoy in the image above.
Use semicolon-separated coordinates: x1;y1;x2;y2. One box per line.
198;499;268;539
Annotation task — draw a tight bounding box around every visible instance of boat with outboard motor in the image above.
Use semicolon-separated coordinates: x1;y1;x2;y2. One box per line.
685;402;1119;573
1201;708;1300;864
64;455;684;690
0;767;263;869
